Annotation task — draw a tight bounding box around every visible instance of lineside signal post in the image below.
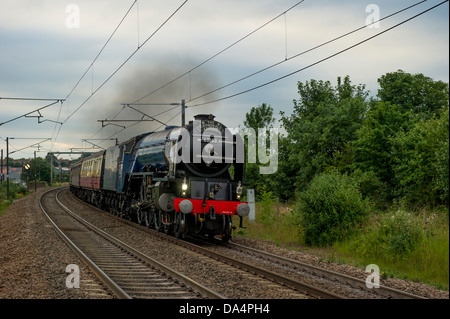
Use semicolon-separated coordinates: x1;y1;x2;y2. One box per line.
181;99;186;126
247;189;255;223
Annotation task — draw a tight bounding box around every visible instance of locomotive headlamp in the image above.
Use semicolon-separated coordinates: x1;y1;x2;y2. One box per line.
182;178;188;196
236;181;242;200
182;178;188;190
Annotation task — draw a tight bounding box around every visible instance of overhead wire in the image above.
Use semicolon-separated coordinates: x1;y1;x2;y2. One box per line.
65;0;438;149
52;0;189;150
89;0;306;147
191;0;448;107
63;0;138;102
86;105;128;140
50;0;138;150
60;0;189;125
7;139;52;156
86;93;181;147
27;0;445;155
188;0;431;106
0;99;63;126
130;0;305;105
99;105;180;144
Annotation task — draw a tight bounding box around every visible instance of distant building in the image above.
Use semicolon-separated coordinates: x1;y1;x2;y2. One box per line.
1;167;23;185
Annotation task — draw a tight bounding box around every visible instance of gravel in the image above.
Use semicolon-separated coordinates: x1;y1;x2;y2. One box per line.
230;237;449;299
1;188;448;299
0;188;110;299
57;189;307;299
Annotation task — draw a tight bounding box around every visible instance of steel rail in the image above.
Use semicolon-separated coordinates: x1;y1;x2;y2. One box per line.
65;189;341;299
224;242;427;299
39;188;131;299
40;187;224;299
65;188;430;299
53;188;225;299
170;237;344;299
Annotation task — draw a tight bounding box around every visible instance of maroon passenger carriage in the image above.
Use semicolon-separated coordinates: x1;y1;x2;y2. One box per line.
70;152;104;204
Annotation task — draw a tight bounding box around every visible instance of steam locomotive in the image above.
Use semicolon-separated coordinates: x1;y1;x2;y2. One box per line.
69;114;249;241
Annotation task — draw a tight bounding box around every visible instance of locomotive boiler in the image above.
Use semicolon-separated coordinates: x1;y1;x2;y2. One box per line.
70;114;249;241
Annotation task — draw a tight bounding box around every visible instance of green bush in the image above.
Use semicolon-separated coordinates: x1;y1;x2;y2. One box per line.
0;183;27;200
391;108;449;206
334;209;448;288
377;211;425;256
350;169;388;209
258;184;275;225
346;210;425;260
294;170;372;246
0;183;28;215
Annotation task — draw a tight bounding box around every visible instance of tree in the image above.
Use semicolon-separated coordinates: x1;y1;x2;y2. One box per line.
353;70;449;204
377;69;449;118
352;101;411;196
391;107;449;206
241;103;276;194
21;157;51;185
295;170;371;246
278;76;369;196
243;103;275;132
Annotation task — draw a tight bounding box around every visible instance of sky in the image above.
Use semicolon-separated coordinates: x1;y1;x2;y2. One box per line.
0;0;449;160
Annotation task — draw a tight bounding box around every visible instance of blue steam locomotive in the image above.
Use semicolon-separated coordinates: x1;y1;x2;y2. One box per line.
69;114;249;241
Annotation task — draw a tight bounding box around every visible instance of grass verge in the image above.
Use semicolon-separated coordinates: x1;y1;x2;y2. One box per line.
0;183;29;216
232;202;449;291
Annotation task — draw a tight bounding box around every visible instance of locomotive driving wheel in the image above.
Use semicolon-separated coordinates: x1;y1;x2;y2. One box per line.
154;210;162;232
139;209;150;227
162;212;172;235
220;215;233;242
173;212;185;239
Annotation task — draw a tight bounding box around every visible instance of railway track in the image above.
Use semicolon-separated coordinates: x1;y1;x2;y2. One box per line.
151;232;427;299
64;189;338;299
62;188;428;299
160;234;344;299
39;187;224;299
220;241;427;299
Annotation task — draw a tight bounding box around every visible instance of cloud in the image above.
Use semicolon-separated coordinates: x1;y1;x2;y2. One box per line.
0;0;448;159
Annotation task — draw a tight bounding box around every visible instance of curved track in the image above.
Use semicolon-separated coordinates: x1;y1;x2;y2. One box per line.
39;187;224;299
66;189;339;298
160;234;344;299
64;188;428;299
221;241;427;299
70;191;342;299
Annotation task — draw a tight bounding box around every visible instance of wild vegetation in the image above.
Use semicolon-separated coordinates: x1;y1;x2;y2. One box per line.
0;182;27;215
237;70;449;289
